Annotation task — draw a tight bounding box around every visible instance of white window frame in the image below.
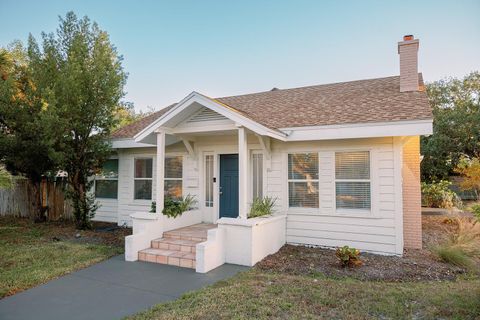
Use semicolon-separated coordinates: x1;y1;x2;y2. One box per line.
94;158;119;199
164;155;183;199
334;150;372;213
133;157;153;200
287;152;320;209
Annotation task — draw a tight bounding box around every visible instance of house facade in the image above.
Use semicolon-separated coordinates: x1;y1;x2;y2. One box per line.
94;36;432;272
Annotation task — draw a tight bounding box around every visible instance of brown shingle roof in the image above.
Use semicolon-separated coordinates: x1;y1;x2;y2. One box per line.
111;75;432;138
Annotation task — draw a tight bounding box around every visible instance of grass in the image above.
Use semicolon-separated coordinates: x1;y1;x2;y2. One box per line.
434;217;480;269
127;270;480;320
0;217;123;298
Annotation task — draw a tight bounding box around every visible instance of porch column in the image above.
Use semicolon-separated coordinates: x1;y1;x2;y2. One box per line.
156;130;166;213
238;126;248;219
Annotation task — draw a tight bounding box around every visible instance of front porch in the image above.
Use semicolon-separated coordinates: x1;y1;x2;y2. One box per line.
124;93;288;272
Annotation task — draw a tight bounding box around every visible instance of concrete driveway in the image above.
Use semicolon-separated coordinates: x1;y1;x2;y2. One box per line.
0;255;247;320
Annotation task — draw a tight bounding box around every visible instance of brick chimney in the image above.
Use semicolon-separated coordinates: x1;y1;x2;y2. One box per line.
398;35;419;92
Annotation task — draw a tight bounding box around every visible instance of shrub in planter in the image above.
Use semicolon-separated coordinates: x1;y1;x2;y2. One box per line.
248;196;277;218
335;246;363;268
421;180;462;209
162;195;197;218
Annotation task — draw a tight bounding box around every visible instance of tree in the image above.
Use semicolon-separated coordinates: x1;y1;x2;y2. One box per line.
455;156;480;200
28;12;127;228
0;42;62;220
0;165;14;190
421;72;480;181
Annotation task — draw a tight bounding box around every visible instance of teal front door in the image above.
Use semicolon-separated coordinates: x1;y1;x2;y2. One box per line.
219;154;239;218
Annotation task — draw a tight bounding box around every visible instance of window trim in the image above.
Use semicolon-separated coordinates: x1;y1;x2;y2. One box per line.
250;150;265;201
334;150;372;213
94;158;119;200
133;157;153;201
204;153;214;208
287;152;320;209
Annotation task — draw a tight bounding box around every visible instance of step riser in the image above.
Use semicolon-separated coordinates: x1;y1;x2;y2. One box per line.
151;241;196;253
163;234;206;242
138;252;196;269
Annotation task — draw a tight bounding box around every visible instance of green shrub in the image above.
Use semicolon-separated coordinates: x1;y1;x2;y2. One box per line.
421;180;462;208
248;196;277;218
470;204;480;222
162;195;197;218
0;165;14;190
335;246;363;268
150;201;156;213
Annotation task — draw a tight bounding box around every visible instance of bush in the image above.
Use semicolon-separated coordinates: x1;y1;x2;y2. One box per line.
434;217;480;269
162;195;197;218
421;180;462;208
470;204;480;222
335;246;363;268
248;196;277;218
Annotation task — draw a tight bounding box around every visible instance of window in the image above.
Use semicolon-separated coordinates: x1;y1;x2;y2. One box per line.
134;158;153;200
205;155;214;207
165;156;183;200
335;151;371;210
252;153;263;199
288;153;319;208
95;159;118;199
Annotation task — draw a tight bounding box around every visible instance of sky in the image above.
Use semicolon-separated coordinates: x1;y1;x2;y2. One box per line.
1;0;479;112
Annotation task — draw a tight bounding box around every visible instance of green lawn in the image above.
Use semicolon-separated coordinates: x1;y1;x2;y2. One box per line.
128;270;480;320
0;217;124;298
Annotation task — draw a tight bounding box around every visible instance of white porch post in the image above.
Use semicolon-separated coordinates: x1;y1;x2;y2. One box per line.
156;130;166;213
238;126;248;219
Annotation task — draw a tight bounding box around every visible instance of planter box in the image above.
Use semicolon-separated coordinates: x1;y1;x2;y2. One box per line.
217;215;286;266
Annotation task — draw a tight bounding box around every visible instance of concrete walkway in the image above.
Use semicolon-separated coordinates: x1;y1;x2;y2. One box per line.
0;255;247;320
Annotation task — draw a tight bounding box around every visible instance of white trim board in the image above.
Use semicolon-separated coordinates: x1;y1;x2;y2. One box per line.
280;120;432;141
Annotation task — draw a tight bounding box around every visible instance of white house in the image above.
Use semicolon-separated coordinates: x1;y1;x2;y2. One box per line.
93;35;432;272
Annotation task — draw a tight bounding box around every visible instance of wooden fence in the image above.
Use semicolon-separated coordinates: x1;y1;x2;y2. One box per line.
0;178;74;220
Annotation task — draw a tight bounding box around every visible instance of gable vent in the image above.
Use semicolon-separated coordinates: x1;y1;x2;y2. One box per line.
186;108;228;123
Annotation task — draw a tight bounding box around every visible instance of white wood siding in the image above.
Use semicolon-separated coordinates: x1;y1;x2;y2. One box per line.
93;199;118;223
109;134;403;255
267;137;402;255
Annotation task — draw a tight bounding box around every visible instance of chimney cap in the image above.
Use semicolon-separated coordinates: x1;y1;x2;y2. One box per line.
403;35;414;41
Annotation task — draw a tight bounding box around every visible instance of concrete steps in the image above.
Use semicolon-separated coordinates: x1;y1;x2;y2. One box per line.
138;223;216;269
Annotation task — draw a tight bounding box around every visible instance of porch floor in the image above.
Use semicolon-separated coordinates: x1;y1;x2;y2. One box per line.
138;223;217;269
163;223;217;241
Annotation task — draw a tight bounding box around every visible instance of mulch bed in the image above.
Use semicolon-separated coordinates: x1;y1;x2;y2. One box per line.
51;221;131;247
256;215;467;281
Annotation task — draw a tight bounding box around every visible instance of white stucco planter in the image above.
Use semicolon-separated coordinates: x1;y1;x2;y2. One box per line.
216;214;287;267
125;212;163;261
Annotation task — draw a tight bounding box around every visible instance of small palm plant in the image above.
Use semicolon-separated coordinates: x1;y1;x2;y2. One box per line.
248;196;277;218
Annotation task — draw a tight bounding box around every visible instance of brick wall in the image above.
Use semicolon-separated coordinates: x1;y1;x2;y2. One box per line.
402;136;422;249
398;39;419;92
